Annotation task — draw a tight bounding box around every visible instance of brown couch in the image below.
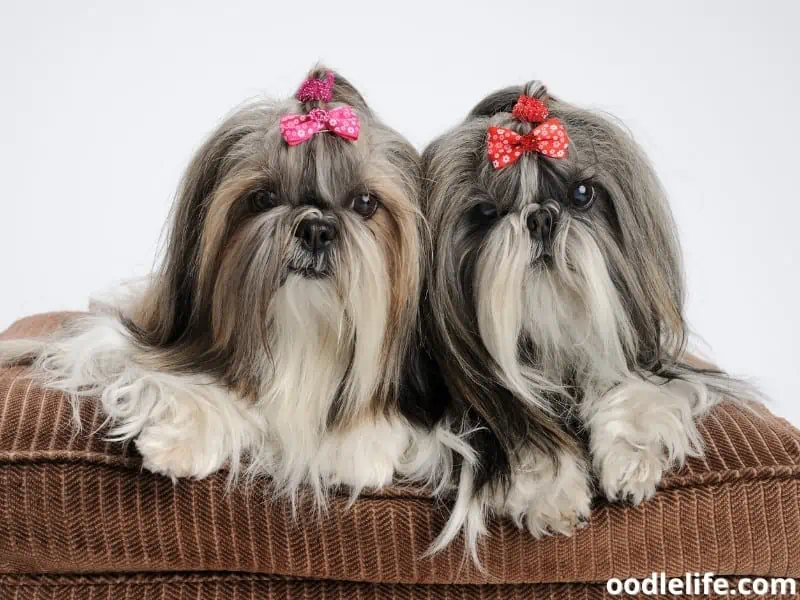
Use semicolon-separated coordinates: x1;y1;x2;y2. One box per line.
1;313;799;599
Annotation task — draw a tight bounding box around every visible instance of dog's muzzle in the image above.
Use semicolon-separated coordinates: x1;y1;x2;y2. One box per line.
288;216;337;278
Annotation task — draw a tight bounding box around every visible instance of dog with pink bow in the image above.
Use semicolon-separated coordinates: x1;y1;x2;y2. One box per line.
0;66;464;506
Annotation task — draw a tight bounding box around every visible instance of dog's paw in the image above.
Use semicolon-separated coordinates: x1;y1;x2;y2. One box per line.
524;489;592;537
135;426;224;481
138;440;200;480
598;443;667;505
317;417;406;491
504;449;593;537
585;376;705;505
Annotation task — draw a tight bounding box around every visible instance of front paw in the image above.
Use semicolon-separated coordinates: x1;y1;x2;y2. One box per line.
525;489;592;537
317;417;408;491
135;426;224;481
586;378;705;505
598;442;667;505
504;450;593;537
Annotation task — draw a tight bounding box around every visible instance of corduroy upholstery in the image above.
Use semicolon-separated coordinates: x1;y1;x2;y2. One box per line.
0;313;798;599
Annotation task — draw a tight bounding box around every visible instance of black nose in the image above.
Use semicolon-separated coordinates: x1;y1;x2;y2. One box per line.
295;218;337;253
527;209;554;245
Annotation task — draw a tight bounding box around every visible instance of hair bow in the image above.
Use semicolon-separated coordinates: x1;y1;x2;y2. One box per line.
280;107;361;146
487;95;569;168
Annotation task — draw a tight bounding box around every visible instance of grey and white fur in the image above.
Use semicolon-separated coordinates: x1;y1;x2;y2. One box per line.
0;66;468;507
421;80;757;562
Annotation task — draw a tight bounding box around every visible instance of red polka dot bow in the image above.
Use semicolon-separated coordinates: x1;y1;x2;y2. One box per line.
280;106;361;146
487;95;569;169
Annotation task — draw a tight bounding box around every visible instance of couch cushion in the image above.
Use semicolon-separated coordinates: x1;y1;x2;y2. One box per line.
1;312;799;586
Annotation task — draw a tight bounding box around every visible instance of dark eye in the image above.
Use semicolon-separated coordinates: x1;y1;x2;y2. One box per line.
568;181;596;210
351;193;379;218
472;201;498;223
250;189;278;212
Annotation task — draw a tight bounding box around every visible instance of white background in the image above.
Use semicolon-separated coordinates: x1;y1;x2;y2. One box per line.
1;1;798;422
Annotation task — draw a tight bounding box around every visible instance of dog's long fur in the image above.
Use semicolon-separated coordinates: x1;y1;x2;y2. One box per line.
422;80;757;561
0;66;465;506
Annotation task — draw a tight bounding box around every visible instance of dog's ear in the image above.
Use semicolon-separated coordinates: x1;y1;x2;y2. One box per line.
126;112;258;350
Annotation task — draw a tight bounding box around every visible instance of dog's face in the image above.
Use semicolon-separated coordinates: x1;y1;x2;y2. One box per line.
132;68;423;423
423;81;689;464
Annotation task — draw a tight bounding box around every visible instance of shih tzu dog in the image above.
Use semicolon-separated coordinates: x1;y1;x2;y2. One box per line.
422;80;754;559
0;66;459;504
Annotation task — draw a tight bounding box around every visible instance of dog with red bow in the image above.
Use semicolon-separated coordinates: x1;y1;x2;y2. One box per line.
0;66;460;504
421;80;755;561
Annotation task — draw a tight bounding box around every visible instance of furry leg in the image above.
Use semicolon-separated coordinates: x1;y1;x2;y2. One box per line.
583;376;714;504
495;447;592;537
316;416;413;495
429;444;592;565
0;314;264;482
130;382;264;482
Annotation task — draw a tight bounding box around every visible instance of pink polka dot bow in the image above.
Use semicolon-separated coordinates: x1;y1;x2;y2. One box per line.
487;95;569;169
280;106;361;146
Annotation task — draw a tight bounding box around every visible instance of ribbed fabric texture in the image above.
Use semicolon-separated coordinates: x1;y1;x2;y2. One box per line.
1;313;799;599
